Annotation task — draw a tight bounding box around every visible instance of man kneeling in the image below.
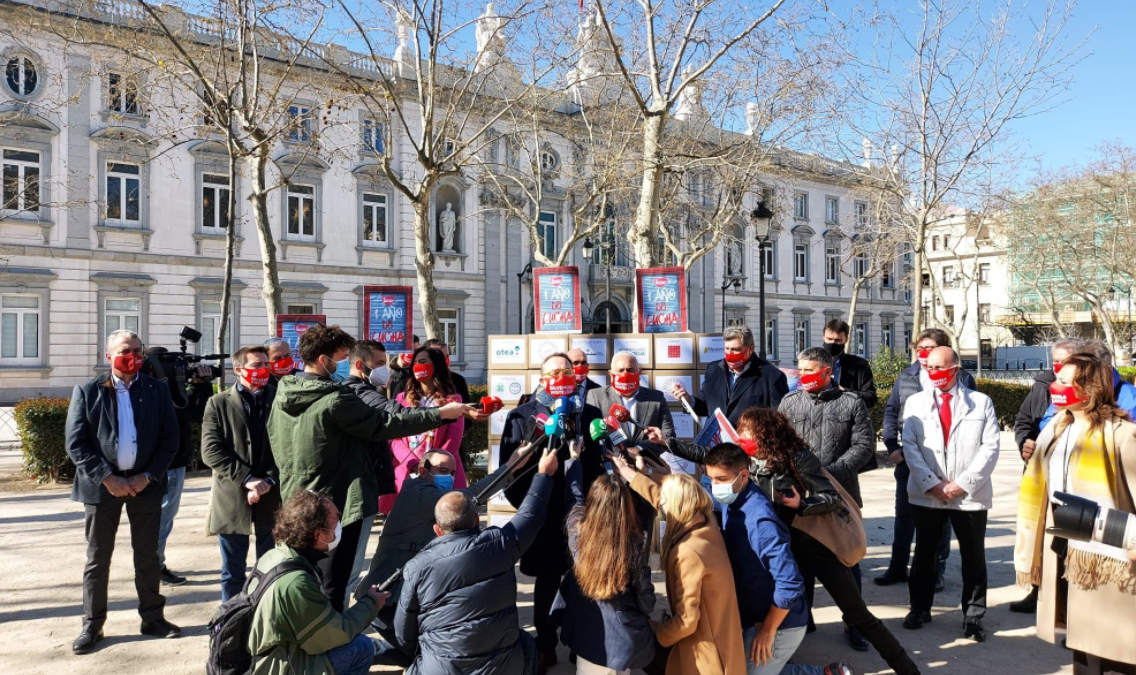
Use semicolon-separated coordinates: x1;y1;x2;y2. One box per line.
395;446;559;675
248;490;390;675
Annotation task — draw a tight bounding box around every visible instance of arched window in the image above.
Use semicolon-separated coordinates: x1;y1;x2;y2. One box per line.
5;53;40;98
589;300;631;334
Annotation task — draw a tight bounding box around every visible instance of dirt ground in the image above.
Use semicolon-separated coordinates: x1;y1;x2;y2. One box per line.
0;432;1074;675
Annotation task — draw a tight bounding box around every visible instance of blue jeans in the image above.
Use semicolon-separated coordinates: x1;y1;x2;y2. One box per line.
888;462;950;575
326;634;376;675
158;467;186;567
743;625;824;675
218;528;275;602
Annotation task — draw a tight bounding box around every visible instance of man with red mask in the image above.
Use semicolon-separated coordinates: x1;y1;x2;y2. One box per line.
65;330;182;654
567;347;601;400
671;324;788;427
201;345;280;602
778;346;874;649
586;351;676;467
498;352;606;674
264;337;302;382
900;346;1000;642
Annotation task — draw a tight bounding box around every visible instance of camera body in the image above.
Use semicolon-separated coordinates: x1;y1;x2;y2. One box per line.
142;326;229;408
1049;491;1136;552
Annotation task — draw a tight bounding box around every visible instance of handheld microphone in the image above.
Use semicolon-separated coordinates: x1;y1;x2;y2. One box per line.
522;413;550;446
569;394;584;412
480;396;504;414
552;397;574;418
604;415;630;448
609;404;647;432
588;418;610;444
376;567;403;593
545;413;567;440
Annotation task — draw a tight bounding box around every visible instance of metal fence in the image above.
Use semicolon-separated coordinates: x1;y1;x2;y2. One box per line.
0;407;19;451
973;369;1042;386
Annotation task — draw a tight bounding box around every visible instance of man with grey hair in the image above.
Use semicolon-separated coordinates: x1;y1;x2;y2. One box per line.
395;446;559;675
264;337;301;381
1034;338;1136;436
65;330;182;654
671;324;788;426
587;351;676;468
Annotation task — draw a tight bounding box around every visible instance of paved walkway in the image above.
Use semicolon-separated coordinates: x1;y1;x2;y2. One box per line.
0;432;1074;675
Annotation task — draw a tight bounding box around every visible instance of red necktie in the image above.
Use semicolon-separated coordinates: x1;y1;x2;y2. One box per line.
939;392;953;446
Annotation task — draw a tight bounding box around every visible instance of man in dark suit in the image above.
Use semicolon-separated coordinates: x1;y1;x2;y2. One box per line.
65;330;182;654
424;338;470;402
498;352;606;674
671;324;789;427
822;319;879;409
586;351;676;466
567;347;602;401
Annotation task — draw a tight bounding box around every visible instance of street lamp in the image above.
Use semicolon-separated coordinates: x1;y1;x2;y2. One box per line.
751;200;775;358
516;262;532;334
720;276;743;331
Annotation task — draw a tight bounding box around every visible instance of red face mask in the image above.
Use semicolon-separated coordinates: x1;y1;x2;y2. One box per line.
1050;381;1083;408
738;438;758;457
799;369;830;393
240;367;271;388
270;357;295;377
917;348;932;367
612;372;640;396
444;355;451;368
112;353;143;375
1053;362;1064;375
544;375;576;397
413;362;435;382
573;365;590;383
927;366;957;391
724;349;750;366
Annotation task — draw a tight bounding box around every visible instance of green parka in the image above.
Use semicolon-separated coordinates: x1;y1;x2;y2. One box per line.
268;374;445;526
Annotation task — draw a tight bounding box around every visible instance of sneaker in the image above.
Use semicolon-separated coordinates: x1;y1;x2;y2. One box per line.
873;569;908;586
1009;587;1038;614
843;624;869;652
160;567;187;586
824;664;856;675
140;618;183;639
72;628;104;655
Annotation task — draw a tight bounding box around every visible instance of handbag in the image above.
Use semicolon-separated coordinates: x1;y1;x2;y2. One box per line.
787;462;867;567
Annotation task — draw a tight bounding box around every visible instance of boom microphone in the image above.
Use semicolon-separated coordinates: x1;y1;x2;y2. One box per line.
609;404;647;432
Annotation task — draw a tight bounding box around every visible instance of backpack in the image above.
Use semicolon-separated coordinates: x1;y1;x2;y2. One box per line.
206;560;307;675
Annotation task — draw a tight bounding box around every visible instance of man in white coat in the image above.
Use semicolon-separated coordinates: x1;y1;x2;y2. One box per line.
900;346;999;643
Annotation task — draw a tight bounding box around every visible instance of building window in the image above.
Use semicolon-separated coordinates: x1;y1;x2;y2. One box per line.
979;263;990;285
200;300;233;354
855;201;869;228
362;193;388;246
105;162;141;224
105;297;141;335
979;303;991;324
793;243;808;281
825;245;839;284
287;105;313;143
793;192;808;219
942;266;955;288
439;308;461;361
540;148;560;173
538;210;558;260
201;173;230;231
2;148;40;213
904;324;913;348
287;184;315;241
0;294;39;363
882;323;893;349
106;72;139;115
944;304;955;324
881;261;894;288
931;235;939;251
795;319;809;354
825;197;839;225
362;119;385;154
854;252;869;279
764;319;778;360
854;322;867;356
762;243;776;279
981;339;993;357
5;54;38;98
286;303;315;315
943;234;951;249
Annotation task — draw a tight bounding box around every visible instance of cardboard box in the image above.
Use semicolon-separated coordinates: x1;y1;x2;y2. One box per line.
654;333;697;368
587;373;608;388
569;335;611;369
489;406;514;438
485;443;514;511
528;334;569;367
671;411;697;439
487;335;528;369
697;333;725;366
612;336;653;369
488;371;530;403
652;371;697;402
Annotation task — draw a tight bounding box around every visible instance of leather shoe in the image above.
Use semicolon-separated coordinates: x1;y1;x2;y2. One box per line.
1010;587;1038;614
964;618;986;642
160;567;187;586
874;569;908;586
536;650;557;675
140;618;182;639
72;628;103;655
903;610;932;630
843;625;869;652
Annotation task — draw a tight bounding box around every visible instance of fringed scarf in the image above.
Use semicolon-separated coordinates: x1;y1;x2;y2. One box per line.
1015;417;1134;592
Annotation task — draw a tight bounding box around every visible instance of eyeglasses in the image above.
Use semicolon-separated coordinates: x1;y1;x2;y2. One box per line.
543;368;574;377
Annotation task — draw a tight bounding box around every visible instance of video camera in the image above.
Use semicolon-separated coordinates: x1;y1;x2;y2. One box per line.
1049;491;1136;552
143;326;229;408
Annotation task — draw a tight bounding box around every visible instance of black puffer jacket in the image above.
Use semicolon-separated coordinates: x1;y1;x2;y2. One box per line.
1014;369;1055;455
778;386;873;506
395;474;551;675
882;362;977;453
343;375;405;495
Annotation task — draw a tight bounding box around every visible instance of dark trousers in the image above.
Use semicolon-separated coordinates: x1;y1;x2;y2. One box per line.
909;506;987;618
317;518;365;612
533;570;562;653
792;532;919;675
804;562;861;629
82;497;166;630
888;462;951;575
218;527;275;602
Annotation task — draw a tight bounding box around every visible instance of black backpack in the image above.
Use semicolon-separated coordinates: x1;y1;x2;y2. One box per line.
206;561;307;675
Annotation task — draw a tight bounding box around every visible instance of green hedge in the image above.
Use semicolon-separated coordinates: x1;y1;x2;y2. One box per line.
1118;366;1136;383
14;396;74;484
866;375;1030;438
460;384;490;482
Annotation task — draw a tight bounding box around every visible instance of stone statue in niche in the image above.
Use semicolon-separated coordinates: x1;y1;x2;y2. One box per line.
728;241;743;276
439;202;457;251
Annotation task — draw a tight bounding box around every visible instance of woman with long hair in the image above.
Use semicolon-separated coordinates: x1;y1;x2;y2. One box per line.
1015;353;1136;674
378;346;466;515
646;408;921;675
554;446;656;675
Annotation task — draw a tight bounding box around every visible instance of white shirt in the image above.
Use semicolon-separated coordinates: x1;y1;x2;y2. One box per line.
111;374;139;471
620;391;639;438
1049;425;1077;499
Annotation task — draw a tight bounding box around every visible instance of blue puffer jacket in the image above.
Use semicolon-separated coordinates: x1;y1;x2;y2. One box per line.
1039;368;1136;431
395;474;551;675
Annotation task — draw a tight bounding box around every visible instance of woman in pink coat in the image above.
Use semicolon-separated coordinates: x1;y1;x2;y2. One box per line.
379;346;466;514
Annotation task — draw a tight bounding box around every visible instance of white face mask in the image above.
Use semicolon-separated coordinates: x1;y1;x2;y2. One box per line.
368;364;390;387
322;522;342;551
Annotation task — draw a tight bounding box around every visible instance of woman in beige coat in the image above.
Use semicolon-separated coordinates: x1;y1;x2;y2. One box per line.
622;465;747;675
1014;353;1136;673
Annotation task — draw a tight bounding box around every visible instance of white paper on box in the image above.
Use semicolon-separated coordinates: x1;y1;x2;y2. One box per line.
487;444;511;507
671;411;695;439
489;374;528;402
655;337;694;365
587;373;608;387
490;337;526;365
490;408;512;436
529;336;568;365
655;374;693;402
613;337;651;361
489;514;514;527
530;373;543;393
699;335;724;364
571;337;609;366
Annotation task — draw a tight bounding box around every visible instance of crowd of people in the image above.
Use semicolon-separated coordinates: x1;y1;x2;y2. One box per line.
59;319;1136;675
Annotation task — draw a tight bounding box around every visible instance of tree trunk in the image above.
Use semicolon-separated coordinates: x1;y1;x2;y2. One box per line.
412;201;441;339
1089;299;1119;354
246;149;283;331
911;219;928;358
847;279;863;351
216;153;239;389
629;113;666;268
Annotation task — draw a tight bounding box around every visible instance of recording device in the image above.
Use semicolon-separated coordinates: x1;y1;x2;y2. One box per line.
480;396;504;414
143;326;229;408
552;397;574;419
376;567;403;593
569;394;584;412
1049;491;1136;552
609;404;647;432
590;418;629;461
604;415;630;448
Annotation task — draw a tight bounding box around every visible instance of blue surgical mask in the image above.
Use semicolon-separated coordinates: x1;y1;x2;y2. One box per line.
328;357;351;383
432;474;455;491
711;473;743;505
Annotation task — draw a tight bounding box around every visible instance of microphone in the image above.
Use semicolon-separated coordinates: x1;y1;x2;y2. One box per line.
480;396;504;414
569;394;584;412
545;413;567;440
522;413;550;446
609;403;647;432
604;415;630;448
552;397;574;418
